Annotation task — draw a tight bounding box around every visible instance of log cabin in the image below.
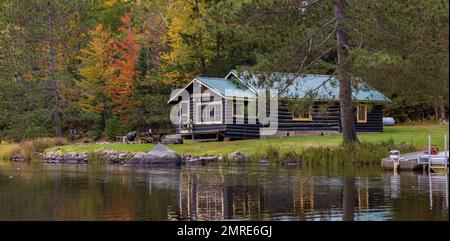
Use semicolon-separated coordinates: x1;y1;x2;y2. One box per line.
168;70;390;141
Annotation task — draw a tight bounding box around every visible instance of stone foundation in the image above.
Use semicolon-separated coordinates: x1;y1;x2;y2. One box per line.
269;130;340;138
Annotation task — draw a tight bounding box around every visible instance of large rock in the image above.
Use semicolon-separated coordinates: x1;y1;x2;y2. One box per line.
129;144;181;166
227;151;247;162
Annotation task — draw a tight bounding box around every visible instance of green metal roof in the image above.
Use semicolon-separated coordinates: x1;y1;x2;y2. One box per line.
273;74;390;101
196;77;257;99
230;71;390;102
174;71;389;102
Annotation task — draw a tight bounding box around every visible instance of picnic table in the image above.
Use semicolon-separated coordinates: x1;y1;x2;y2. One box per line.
138;131;168;144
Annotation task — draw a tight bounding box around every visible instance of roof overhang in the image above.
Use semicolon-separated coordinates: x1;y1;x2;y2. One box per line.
167;78;226;104
168;71;390;104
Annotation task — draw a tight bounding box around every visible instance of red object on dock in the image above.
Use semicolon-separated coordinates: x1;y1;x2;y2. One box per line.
431;147;439;155
425;147;439;155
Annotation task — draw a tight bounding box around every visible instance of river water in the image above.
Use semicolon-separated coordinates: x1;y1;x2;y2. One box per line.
0;161;448;221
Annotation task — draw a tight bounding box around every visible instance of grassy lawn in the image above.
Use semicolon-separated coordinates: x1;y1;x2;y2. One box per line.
47;124;449;156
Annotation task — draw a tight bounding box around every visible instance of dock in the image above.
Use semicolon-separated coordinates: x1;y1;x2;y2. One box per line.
381;151;449;172
382;134;449;173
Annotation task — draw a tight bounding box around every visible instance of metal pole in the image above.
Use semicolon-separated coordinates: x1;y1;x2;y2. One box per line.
429;173;433;210
428;134;431;173
445;135;448;170
179;103;182;136
446;171;448;209
428;133;433;210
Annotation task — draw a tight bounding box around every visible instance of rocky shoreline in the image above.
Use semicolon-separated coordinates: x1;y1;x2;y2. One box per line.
40;144;249;166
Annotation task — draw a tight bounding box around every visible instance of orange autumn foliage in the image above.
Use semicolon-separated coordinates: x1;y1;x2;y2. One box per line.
107;12;141;123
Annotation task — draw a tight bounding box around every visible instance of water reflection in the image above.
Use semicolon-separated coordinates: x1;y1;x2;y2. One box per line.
0;162;448;221
173;167;448;221
342;177;355;221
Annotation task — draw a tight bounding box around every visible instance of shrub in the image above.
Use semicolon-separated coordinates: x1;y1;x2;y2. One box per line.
14;137;68;161
282;150;299;160
296;141;419;167
265;145;280;160
0;144;18;160
87;151;108;165
88;114;105;140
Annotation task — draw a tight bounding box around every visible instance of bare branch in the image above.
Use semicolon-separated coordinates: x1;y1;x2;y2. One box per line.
297;37;314;74
297;17;337;46
279;46;335;94
307;69;338;95
319;27;337;47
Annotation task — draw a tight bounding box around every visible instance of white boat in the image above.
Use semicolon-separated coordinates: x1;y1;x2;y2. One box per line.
381;150;449;172
382;135;449;172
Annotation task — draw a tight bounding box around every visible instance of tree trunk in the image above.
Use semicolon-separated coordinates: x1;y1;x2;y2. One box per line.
434;106;439;121
441;104;446;122
47;2;63;138
439;96;446;121
334;0;358;144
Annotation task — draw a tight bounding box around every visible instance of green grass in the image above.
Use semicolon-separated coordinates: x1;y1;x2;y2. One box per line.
46;124;449;156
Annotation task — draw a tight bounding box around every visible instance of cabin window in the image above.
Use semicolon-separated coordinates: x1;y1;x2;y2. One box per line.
230;99;257;121
357;104;368;123
292;105;313;121
196;101;222;124
232;99;245;117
